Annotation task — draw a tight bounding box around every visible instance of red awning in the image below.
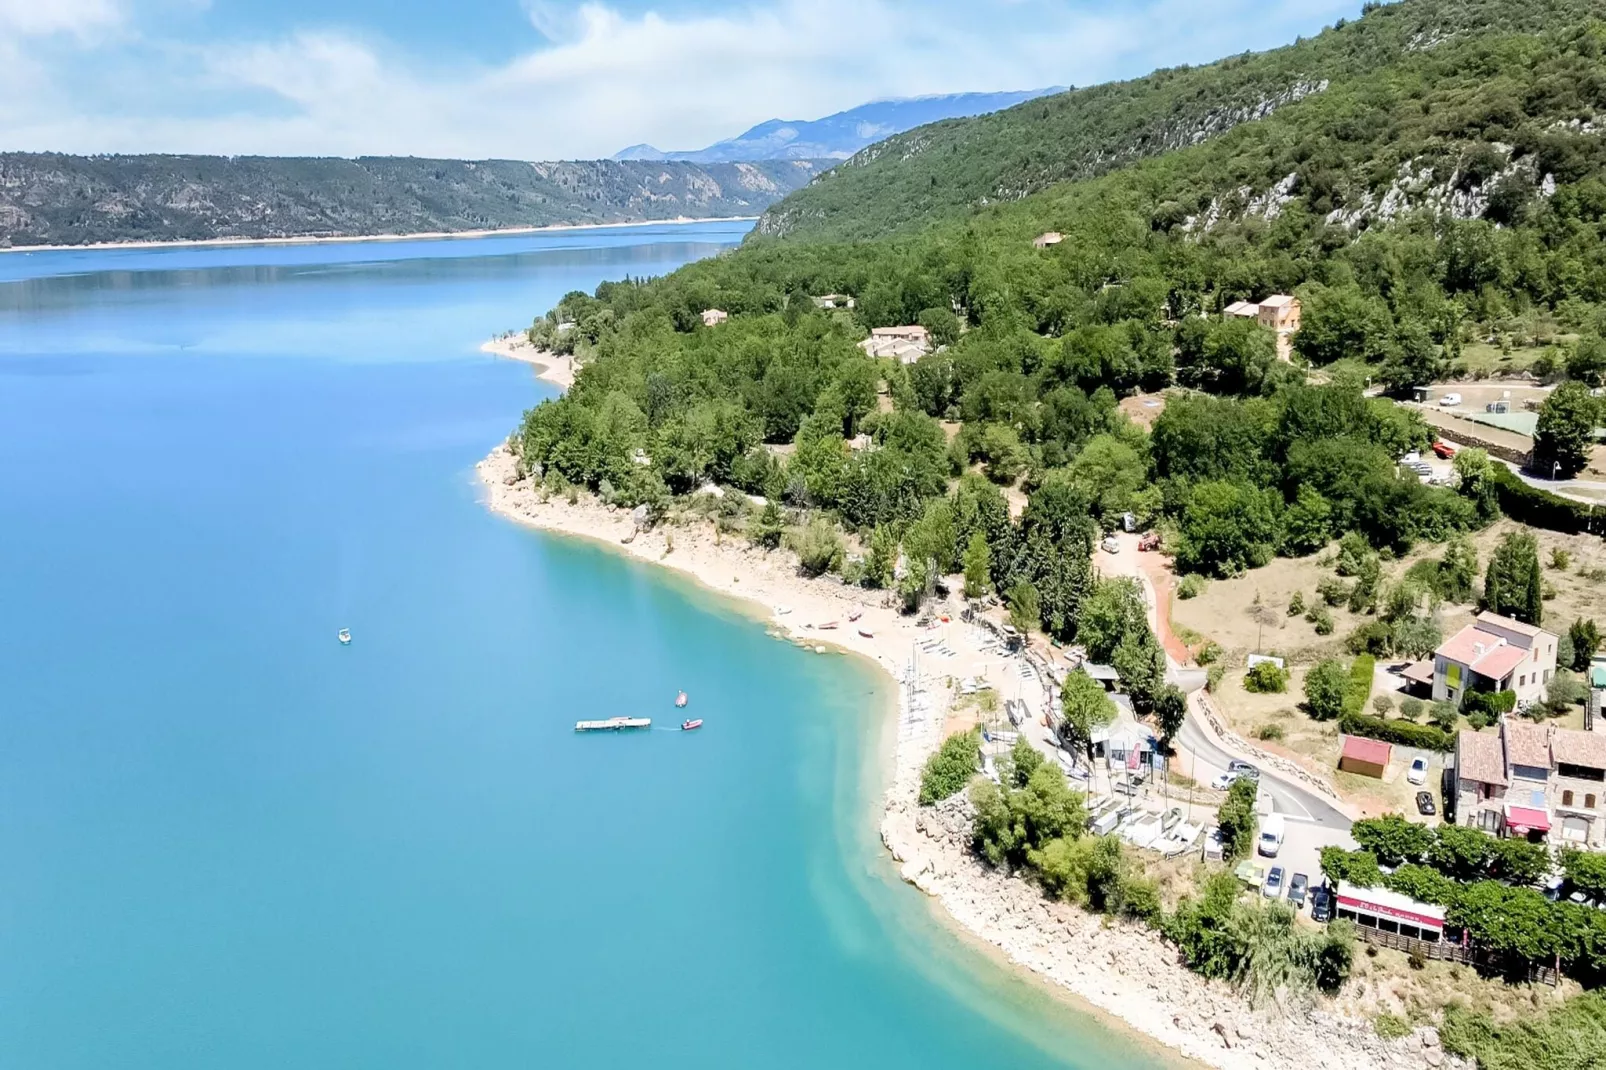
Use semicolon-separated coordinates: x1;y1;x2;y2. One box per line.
1505;805;1551;834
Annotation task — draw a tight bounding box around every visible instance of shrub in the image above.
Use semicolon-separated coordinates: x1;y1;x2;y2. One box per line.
1489;465;1595;535
1344;655;1375;716
788;516;844;575
1551;548;1573;571
1244;660;1290;693
1216;777;1260;860
919;729;980;804
1374;1013;1412;1040
1206;665;1225;693
1256;723;1285;741
1308;605;1335;634
1372;695;1394;716
1399;696;1424;721
1288;591;1306;616
1462;689;1516;718
1317;576;1351;607
1305;659;1348;721
1338;712;1454;752
1196;640;1222;666
1177;574;1206;599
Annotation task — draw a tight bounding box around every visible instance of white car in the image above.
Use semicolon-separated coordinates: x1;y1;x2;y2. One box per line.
1438;393;1462;407
1210;772;1237;791
1407;757;1429;785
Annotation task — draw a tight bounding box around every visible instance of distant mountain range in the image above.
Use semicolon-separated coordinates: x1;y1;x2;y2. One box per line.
613;89;1065;163
0;155;823;248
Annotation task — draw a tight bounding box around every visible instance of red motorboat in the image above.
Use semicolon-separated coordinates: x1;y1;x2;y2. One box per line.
681;719;703;731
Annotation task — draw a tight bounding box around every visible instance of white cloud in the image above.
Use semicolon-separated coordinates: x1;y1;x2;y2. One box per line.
0;0;1361;159
0;0;123;37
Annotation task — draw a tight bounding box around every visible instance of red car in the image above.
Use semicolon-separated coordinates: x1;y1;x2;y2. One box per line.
1431;441;1457;459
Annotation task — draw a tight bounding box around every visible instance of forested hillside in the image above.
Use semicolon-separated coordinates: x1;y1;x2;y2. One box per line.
510;0;1606;650
0;155;822;247
757;0;1598;241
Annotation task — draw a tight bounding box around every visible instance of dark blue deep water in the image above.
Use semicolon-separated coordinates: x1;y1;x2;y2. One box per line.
0;224;1170;1069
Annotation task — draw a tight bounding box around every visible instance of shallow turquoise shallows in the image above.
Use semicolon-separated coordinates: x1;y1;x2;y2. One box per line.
0;224;1174;1070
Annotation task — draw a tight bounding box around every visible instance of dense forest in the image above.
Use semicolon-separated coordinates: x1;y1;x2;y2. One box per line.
0;155;822;247
758;0;1603;241
511;0;1606;648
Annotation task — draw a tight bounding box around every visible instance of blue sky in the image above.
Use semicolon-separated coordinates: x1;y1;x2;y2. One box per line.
0;0;1365;160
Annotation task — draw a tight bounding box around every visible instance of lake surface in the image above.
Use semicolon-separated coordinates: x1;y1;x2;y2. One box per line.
0;223;1170;1069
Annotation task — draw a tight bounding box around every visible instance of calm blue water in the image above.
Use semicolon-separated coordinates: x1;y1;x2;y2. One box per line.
0;224;1170;1070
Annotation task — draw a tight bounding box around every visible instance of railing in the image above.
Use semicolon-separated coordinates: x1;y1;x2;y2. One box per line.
1351;926;1559;986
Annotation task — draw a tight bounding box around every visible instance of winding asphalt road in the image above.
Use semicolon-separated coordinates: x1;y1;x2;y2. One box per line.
1173;708;1352;829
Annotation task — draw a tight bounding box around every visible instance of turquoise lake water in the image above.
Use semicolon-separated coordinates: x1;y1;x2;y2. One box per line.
0;223;1173;1069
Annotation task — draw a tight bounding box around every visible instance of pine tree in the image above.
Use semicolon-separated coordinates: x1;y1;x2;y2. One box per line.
962;531;992;598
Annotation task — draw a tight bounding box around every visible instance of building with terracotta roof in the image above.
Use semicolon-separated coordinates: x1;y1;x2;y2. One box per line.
1453;720;1606;848
859;325;932;364
1431;611;1557;709
1339;735;1391;779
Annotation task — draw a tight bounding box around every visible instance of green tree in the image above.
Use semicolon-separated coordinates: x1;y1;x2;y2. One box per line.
1437;535;1479;603
1451;447;1499;522
1484;530;1543;625
1244;661;1289;693
920;728;980;804
1563;848;1606;901
1534;380;1600;479
789;516;845;577
747;500;785;548
1303;658;1348;721
962;530;992;598
1008;735;1044;788
1007;581;1041;635
1075;577;1148;663
865;524;898;588
1351;814;1434;867
1175;480;1281;577
1060;670;1116;762
1068;433;1148;525
1280;486;1333;556
1113;628;1166;713
1216;777;1260;861
1568;618;1601;672
1154;685;1187;744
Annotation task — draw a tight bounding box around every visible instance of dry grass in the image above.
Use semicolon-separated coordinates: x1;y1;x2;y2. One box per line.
1173;521;1606;669
1337;945;1578;1027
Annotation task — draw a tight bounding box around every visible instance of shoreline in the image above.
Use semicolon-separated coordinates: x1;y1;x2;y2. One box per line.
475;441;1436;1070
0;216;757;256
480;336;576;390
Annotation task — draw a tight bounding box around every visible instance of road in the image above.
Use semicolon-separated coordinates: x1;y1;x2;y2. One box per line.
1172;709;1352;829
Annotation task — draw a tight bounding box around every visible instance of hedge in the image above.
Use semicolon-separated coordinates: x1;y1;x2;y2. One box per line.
1343;654;1375;717
1339;711;1454;752
1490;466;1599;536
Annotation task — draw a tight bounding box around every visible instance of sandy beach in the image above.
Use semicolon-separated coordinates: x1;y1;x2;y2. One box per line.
0;216;756;256
481;335;576;389
477;427;1444;1070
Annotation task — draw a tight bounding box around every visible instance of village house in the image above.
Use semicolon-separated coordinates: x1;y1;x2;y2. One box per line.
1453;719;1606;847
1223;295;1302;360
701;308;728;327
1425;612;1558;709
1033;232;1064;249
859;325;932;364
812;294;855;310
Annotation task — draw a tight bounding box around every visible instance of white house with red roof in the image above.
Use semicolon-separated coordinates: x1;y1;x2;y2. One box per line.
1431;611;1557;709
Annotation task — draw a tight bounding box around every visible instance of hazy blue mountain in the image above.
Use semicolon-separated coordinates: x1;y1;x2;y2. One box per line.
613;88;1065;163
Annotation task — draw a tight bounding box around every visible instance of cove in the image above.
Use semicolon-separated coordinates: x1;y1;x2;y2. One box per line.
0;223;1175;1069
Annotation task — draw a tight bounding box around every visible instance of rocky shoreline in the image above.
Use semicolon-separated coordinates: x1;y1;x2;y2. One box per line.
477;438;1450;1070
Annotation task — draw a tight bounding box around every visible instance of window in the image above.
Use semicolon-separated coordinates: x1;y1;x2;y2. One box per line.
1531;789;1546;808
1590;794;1598;810
1479;810;1500;833
1565;790;1576;807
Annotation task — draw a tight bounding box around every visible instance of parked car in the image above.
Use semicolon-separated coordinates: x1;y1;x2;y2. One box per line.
1288;872;1309;909
1228;761;1260;780
1438;393;1462;406
1431;440;1457;459
1310;885;1333;922
1210;772;1237;791
1138;531;1161;552
1258;813;1286;858
1416;791;1437;817
1408;757;1429;785
1263;866;1285;899
1100;535;1120;554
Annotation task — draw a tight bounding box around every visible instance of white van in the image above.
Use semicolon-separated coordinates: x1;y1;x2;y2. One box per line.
1438;393;1462;407
1257;813;1286;858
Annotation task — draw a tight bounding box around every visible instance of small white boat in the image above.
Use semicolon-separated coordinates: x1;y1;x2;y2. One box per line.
681;719;703;731
675;691;688;708
338;628;351;646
